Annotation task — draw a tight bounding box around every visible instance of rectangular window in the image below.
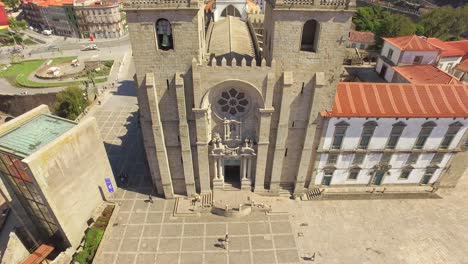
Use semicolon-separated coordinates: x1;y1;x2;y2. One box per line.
321;171;333;186
431;153;444;164
440;125;461;149
414;126;434;149
387;49;394;60
386;125;405;149
348;170;359;180
327;154;338;165
413;56;423;64
421;167;436;185
380;153;393;164
352;153;365;165
332;125;348;149
399;169;412;179
358;125;376;149
406;153;420;165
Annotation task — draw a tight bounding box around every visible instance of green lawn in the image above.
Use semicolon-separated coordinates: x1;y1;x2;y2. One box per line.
23;38;38;45
0;57;108;88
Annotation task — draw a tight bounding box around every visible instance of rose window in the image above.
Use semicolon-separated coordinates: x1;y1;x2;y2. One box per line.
217;88;249;116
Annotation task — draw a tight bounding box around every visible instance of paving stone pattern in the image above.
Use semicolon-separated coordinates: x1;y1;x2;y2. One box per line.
90;80;468;264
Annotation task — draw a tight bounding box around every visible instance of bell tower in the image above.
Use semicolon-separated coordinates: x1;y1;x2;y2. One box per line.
124;0;206;198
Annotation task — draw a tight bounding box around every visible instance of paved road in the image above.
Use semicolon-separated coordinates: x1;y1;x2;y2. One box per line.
0;44;130;95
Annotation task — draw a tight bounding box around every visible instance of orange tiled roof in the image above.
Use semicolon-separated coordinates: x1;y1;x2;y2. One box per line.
22;244;54;264
382;35;440;51
456;59;468;72
427;38;465;57
393;65;461;85
446;40;468;54
349;31;375;45
321;82;468;118
25;0;73;7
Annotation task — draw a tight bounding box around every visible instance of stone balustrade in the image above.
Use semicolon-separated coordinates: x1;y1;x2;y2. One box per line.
123;0;198;9
272;0;355;9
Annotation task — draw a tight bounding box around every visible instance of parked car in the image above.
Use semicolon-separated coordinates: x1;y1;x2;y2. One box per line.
42;30;53;36
81;44;98;51
47;45;59;51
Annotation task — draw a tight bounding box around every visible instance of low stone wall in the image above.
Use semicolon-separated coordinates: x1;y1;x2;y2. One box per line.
0;93;57;117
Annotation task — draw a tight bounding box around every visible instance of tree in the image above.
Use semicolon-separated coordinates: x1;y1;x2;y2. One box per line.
353;7;385;32
8;17;27;32
419;6;468;40
3;0;19;10
54;86;89;120
374;14;417;48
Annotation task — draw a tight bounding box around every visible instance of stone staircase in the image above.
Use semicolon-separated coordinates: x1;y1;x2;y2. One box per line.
302;188;323;201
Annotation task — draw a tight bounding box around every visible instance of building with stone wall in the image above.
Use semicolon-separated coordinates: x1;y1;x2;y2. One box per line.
0;105;115;250
74;0;126;39
124;0;356;198
315;83;468;194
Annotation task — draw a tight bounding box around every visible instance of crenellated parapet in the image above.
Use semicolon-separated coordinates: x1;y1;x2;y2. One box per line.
204;54;275;68
123;0;200;10
269;0;355;10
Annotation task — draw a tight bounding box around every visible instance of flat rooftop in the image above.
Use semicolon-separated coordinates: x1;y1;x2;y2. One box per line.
0;114;76;157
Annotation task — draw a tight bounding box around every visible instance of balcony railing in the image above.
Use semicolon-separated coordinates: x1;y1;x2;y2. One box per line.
123;0;198;9
272;0;355;8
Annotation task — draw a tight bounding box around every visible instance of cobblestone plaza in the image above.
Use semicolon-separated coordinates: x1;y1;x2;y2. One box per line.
90;87;468;264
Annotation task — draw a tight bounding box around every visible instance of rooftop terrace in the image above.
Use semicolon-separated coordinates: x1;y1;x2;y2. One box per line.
0;114;76;157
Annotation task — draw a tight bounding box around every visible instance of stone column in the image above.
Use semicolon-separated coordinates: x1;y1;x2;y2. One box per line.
218;158;224;180
242;156;247;179
145;73;174;198
193;109;211;194
254;110;273;192
294;115;325;197
214;158;218;179
241;155;252;190
294;74;328;197
269;72;294;194
254;72;275;193
247;157;252;179
175;73;196;196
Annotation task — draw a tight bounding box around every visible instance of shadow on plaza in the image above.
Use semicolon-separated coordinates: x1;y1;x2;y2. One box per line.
109;80;137;97
102;81;157;197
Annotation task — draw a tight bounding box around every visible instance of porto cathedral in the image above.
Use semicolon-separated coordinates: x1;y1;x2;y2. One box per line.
124;0;355;198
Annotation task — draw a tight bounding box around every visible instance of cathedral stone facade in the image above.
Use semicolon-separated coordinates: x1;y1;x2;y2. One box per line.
124;0;355;198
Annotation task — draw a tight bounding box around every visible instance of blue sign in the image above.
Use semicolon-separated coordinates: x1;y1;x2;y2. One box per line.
105;178;114;193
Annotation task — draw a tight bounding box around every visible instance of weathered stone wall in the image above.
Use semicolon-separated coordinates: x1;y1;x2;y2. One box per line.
126;8;204;196
126;3;355;196
24;117;115;249
0;93;57;117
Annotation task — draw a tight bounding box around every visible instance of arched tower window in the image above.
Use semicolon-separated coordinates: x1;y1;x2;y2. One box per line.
301;20;319;52
156;19;173;50
221;5;241;17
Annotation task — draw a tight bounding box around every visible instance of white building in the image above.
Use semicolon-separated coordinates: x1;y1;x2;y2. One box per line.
427;38;465;74
376;35;440;82
315;82;468;193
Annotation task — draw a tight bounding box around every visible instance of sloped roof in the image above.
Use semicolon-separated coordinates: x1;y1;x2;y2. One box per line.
321;82;468;118
0;114;76;157
349;31;375;45
383;35;439;51
446;40;468;54
455;59;468;72
393;65;461;84
427;38;465;57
